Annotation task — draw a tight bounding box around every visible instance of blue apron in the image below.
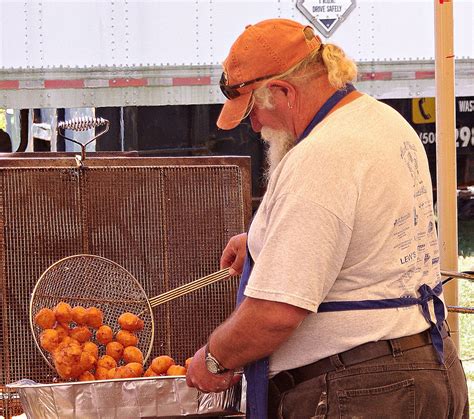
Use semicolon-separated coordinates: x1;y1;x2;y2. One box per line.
236;84;446;419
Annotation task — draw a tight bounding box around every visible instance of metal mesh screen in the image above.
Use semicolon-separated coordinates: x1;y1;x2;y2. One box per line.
0;389;22;418
0;159;249;417
2;168;83;385
84;166;244;364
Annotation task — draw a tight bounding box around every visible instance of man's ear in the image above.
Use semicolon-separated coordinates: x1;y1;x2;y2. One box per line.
267;80;297;106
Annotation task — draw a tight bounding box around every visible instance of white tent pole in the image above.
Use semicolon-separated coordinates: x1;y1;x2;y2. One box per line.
435;0;459;349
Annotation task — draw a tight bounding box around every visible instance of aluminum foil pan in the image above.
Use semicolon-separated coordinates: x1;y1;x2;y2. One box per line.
8;376;242;418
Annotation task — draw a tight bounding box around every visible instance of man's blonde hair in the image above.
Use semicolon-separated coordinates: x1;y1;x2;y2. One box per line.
253;42;357;110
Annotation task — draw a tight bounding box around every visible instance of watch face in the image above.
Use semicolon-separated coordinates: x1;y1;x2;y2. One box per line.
205;357;220;374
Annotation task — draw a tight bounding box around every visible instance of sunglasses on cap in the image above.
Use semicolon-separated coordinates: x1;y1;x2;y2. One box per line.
219;72;277;100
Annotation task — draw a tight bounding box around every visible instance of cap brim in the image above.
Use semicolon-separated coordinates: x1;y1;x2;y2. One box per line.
216;92;252;130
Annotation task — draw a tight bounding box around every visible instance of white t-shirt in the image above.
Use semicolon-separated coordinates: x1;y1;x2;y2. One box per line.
245;94;443;377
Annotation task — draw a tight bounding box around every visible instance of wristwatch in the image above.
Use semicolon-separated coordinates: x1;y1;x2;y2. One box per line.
205;343;229;374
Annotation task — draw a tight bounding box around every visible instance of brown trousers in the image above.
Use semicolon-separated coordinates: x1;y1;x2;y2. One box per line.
268;336;469;418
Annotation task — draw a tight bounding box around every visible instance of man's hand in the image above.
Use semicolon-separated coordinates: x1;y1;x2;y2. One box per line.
220;233;247;276
186;346;241;393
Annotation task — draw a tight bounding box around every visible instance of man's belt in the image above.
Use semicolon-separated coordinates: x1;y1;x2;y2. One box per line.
271;325;449;393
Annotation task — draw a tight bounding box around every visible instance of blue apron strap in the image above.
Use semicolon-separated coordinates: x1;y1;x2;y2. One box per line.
296;84;355;144
418;283;445;363
236;244;253;305
318;282;445;363
237;246;269;419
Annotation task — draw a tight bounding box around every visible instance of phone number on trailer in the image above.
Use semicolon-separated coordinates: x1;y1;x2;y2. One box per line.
418;127;474;147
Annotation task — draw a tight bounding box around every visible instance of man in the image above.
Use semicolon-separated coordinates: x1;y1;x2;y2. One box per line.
186;18;469;418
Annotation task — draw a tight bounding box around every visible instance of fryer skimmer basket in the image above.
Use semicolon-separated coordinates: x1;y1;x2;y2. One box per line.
30;254;230;372
29;254;155;370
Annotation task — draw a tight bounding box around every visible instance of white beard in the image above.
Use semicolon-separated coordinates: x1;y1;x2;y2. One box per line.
261;127;296;183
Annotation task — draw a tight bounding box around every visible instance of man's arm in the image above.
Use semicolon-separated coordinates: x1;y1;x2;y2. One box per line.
210;297;309;368
186;296;309;393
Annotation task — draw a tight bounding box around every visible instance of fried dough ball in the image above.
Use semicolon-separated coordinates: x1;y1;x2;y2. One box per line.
85;307;103;329
167;365;187;376
126;362;144;377
54;361;83;380
151;355;175;374
54;337;81;358
79;371;95;382
53;339;83;379
69;326;92;343
79;351;96;372
54;323;70;340
95;366;109;380
114;365;136;379
71;306;88;325
40;329;60;353
122;346;143;364
118;313;144;332
97;355;117;370
116;330;138;347
34;308;56;329
107;368;118;379
54;302;73;324
96;325;114;345
106;341;124;362
185;357;193;370
58;336;81;348
82;341;99;361
144;367;157;377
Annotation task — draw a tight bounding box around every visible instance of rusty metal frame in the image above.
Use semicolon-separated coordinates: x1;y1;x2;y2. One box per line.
0;155;252;417
0;155;252;226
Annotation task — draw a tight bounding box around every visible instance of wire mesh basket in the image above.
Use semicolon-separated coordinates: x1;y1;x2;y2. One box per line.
30;254;154;371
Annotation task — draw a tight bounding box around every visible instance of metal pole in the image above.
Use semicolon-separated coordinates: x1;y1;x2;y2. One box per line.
26;109;34;152
434;0;459;349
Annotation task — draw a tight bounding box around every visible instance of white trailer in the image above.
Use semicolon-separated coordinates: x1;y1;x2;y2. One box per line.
0;0;473;110
0;0;473;157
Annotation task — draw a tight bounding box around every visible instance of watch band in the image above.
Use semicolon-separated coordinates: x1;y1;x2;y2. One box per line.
205;343;229;374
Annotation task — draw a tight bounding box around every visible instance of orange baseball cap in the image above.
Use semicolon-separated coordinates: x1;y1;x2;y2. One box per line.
217;19;322;130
